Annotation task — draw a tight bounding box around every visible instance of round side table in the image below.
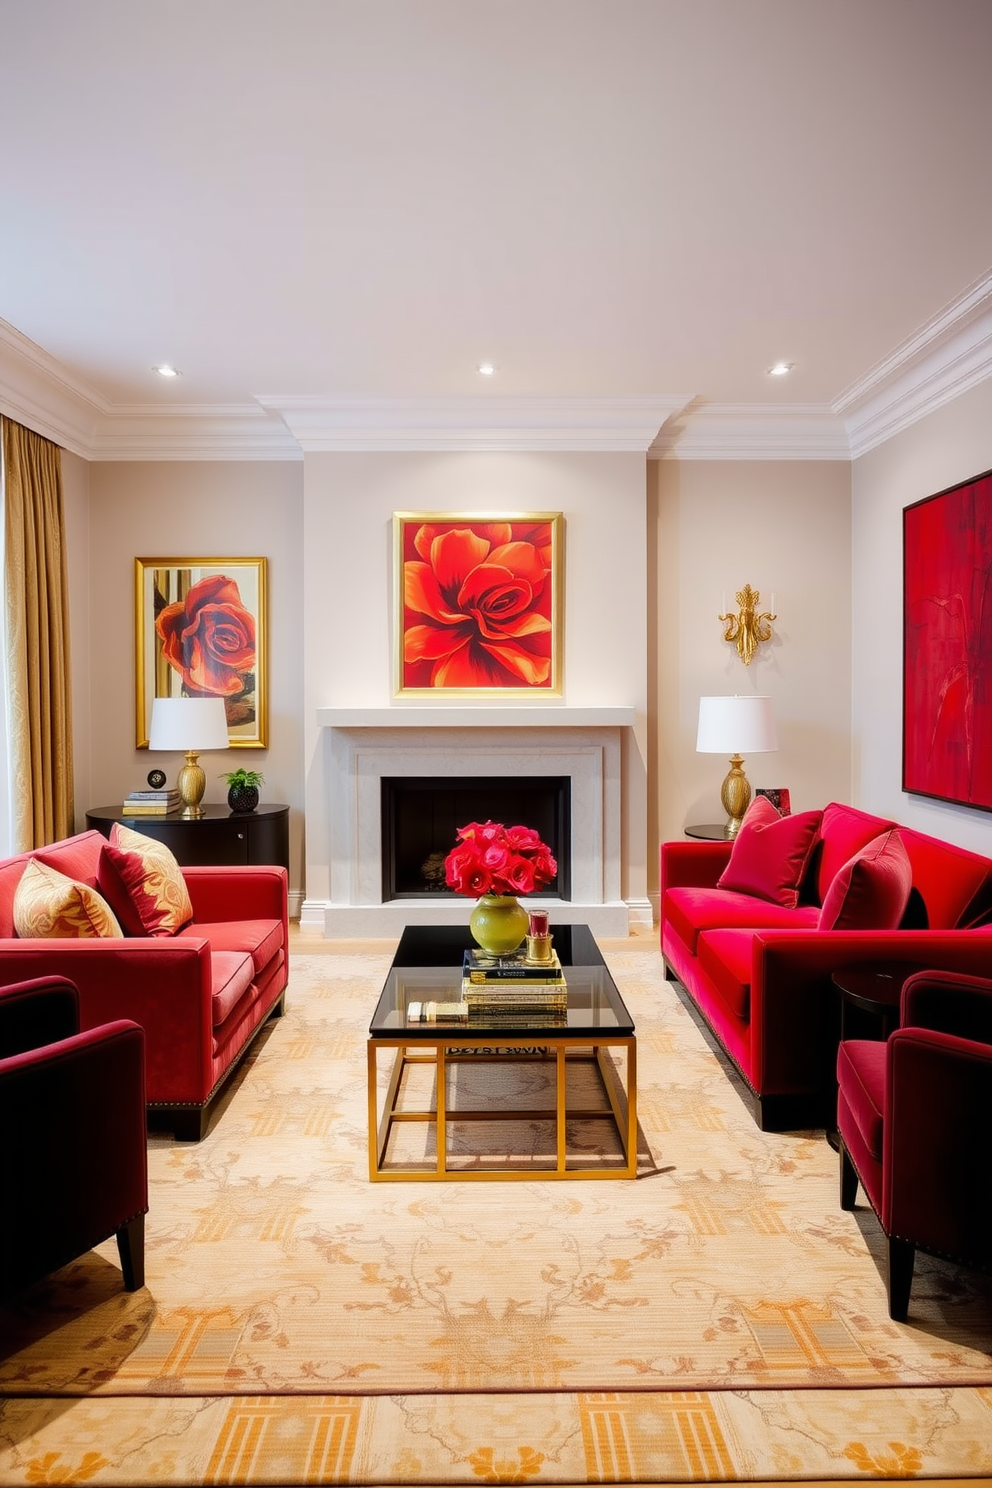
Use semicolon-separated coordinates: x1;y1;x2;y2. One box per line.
826;961;924;1151
831;961;925;1043
684;823;732;840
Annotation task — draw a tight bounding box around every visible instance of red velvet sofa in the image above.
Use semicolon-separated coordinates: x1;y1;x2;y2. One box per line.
660;801;992;1130
0;830;288;1139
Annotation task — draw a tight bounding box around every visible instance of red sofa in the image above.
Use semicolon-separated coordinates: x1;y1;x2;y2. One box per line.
0;830;288;1139
660;801;992;1130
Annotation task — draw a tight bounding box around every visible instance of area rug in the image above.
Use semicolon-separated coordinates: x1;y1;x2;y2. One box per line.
2;942;991;1483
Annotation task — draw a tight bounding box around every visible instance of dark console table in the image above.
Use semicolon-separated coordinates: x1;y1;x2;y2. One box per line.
86;803;290;871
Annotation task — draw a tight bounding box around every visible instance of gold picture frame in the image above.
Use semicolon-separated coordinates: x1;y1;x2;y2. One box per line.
393;512;564;697
135;557;268;748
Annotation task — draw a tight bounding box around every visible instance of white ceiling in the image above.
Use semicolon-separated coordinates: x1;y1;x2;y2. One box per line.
1;0;991;459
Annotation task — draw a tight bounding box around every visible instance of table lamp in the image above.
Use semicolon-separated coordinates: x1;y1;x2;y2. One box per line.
696;694;778;838
148;697;229;818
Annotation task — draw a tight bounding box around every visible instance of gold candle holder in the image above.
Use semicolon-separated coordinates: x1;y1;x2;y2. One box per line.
525;933;554;964
526;910;553;964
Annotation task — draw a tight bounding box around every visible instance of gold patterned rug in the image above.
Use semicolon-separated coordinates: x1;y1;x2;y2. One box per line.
1;942;991;1484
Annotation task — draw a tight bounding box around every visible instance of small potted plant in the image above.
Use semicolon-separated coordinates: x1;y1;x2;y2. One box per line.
221;767;264;813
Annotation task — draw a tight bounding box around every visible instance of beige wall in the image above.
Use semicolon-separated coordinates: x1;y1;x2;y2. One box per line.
853;376;992;855
82;461;306;897
300;451;651;915
51;377;992;924
648;458;854;914
67;446;862;926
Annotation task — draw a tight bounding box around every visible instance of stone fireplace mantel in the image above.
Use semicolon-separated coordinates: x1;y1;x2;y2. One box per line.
316;706;636;729
307;706;637;937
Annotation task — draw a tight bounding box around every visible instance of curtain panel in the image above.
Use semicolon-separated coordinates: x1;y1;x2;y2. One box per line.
2;417;74;849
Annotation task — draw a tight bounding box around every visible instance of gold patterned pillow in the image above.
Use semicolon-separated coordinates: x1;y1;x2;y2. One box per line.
13;858;124;938
103;822;194;937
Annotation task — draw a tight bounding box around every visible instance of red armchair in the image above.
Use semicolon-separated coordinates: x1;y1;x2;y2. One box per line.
837;969;992;1320
0;976;148;1299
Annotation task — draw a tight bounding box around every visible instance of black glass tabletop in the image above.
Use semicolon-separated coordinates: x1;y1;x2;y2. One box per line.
370;922;634;1039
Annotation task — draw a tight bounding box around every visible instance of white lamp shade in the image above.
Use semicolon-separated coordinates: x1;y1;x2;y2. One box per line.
696;695;777;754
149;696;229;751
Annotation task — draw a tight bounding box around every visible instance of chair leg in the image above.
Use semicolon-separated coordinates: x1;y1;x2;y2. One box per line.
886;1235;915;1322
839;1139;859;1210
116;1213;146;1291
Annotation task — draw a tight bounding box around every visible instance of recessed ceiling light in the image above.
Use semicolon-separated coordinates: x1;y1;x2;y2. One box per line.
152;364;181;378
767;361;794;377
477;361;496;376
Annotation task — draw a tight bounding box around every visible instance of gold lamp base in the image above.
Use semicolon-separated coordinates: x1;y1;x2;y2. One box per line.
720;754;752;838
176;750;207;818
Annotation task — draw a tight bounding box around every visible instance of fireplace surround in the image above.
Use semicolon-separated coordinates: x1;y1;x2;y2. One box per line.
308;706;635;936
381;775;571;900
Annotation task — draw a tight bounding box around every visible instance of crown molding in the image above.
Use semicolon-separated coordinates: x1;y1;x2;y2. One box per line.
255;395;693;453
0;319;300;460
651;403;851;460
88;407;302;461
3;271;992;462
0;319;106;458
835;269;992;458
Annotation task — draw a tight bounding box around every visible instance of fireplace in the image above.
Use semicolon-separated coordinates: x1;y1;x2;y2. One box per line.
381;776;571;900
310;705;635;936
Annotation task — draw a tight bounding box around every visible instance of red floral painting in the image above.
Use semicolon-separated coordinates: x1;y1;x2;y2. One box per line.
903;469;992;810
394;513;563;694
135;557;268;747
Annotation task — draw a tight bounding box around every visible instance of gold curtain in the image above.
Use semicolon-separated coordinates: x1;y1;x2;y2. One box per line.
2;417;74;848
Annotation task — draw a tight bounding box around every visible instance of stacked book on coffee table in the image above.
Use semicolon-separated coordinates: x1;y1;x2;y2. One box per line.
405;948;569;1026
460;948;567;1024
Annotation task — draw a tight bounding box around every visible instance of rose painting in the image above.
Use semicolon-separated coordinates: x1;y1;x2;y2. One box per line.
394;512;563;695
135;557;267;747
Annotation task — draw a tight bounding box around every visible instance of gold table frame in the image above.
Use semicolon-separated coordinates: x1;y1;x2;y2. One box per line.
368;1032;637;1182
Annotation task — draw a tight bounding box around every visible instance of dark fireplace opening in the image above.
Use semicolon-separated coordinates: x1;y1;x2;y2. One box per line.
382;776;571;900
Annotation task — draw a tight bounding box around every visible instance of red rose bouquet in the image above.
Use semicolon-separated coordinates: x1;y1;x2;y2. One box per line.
444;820;557;897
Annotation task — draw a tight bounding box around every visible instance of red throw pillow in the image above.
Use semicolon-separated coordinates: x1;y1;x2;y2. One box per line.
818;828;913;931
716;797;823;908
102;822;193;937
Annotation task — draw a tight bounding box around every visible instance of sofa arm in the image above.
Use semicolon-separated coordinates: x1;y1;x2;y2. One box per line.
901;970;992;1043
885;1026;992;1259
0;1016;148;1293
0;1018;147;1185
0;975;80;1054
660;840;732;896
750;929;992;1095
183;864;288;926
0;938;215;1105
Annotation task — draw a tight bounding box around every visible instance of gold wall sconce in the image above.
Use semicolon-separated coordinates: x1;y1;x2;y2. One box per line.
719;584;776;666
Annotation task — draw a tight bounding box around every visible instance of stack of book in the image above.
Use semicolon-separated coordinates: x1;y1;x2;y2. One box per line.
122;789;181;815
461;948;567;1021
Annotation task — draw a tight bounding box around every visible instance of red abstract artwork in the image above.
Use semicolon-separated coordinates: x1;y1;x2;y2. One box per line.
903;469;992;810
394;513;563;695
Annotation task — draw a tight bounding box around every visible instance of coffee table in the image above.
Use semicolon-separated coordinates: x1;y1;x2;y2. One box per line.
367;923;637;1182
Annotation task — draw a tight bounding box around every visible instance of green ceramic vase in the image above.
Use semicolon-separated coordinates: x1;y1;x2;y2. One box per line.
469;894;529;956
